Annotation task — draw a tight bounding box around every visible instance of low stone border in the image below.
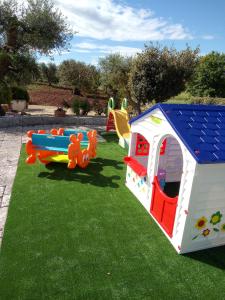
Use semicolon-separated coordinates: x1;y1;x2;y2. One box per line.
0;115;107;128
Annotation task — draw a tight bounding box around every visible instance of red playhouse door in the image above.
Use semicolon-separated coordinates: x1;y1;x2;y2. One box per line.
150;176;178;237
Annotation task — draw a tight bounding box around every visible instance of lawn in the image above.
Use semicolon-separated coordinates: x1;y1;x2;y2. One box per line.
0;134;225;299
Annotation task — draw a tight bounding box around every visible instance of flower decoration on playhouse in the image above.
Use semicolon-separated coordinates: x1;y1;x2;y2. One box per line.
193;211;224;240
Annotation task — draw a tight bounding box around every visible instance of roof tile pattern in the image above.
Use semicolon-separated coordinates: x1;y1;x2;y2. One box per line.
130;104;225;164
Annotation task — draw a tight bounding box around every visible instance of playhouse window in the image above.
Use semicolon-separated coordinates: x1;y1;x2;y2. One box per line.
135;134;150;156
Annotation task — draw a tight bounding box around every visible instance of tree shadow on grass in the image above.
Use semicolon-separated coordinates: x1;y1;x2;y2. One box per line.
100;132;119;143
184;245;225;270
38;157;124;188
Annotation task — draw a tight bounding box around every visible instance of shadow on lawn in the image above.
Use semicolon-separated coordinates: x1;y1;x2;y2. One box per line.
100;132;119;143
38;157;123;188
185;245;225;270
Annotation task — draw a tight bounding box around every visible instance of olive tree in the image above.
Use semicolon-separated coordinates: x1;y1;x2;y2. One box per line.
128;44;199;113
0;0;72;84
58;60;100;94
99;53;132;107
40;63;58;85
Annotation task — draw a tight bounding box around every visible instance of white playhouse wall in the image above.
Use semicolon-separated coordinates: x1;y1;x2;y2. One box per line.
180;163;225;253
125;131;150;210
125;108;197;253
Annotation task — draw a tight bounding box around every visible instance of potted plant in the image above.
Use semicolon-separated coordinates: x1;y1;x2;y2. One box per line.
54;106;66;117
11;86;29;111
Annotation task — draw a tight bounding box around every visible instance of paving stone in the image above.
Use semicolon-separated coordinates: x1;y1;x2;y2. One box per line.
0;186;5;197
4;184;12;196
1;195;10;208
0;207;8;231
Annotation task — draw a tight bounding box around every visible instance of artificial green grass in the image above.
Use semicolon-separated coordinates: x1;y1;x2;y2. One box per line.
0;134;225;299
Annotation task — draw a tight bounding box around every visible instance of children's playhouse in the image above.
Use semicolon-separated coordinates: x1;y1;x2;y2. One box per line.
124;104;225;254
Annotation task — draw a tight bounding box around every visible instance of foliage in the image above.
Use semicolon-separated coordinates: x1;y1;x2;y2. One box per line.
7;53;40;85
167;96;225;106
0;81;12;104
71;97;91;115
187;52;225;97
79;98;91;115
0;52;12;80
0;0;72;54
39;63;58;85
11;86;30;101
99;53;132;108
93;100;106;115
0;0;72;85
58;60;100;94
61;99;70;109
128;44;199;113
0;104;6;116
71;97;80;115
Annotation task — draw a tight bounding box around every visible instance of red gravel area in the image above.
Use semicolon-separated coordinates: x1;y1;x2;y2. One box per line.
28;85;107;108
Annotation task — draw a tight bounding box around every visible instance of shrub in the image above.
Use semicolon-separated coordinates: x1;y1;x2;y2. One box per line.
61;99;70;109
79;98;90;115
72;97;91;115
93;100;104;115
72;97;80;115
11;86;30;102
0;81;12;104
0;105;6;116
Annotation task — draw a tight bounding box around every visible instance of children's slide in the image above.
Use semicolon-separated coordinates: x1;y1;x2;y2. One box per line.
106;98;131;148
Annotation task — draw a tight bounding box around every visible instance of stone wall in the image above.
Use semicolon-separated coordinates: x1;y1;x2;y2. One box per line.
0;115;107;128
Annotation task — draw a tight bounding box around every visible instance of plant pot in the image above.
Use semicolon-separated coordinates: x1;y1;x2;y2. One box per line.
11;100;27;112
54;110;66;117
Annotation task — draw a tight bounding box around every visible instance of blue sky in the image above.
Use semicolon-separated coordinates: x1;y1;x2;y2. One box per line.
39;0;225;66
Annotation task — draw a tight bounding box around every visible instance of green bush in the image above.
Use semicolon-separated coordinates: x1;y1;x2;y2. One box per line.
72;97;91;115
0;81;12;104
79;98;90;115
0;105;6;116
0;52;12;80
11;86;30;102
93;100;105;115
72;97;80;115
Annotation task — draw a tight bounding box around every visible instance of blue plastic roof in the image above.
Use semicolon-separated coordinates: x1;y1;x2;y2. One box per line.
130;104;225;164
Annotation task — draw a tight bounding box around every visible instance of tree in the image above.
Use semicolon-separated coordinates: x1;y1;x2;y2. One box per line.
58;60;99;94
128;45;199;113
40;63;58;85
187;52;225;97
7;53;40;85
0;81;12;104
0;0;72;85
99;53;132;106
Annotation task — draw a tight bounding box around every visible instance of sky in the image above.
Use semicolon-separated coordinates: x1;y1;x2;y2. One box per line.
39;0;225;66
